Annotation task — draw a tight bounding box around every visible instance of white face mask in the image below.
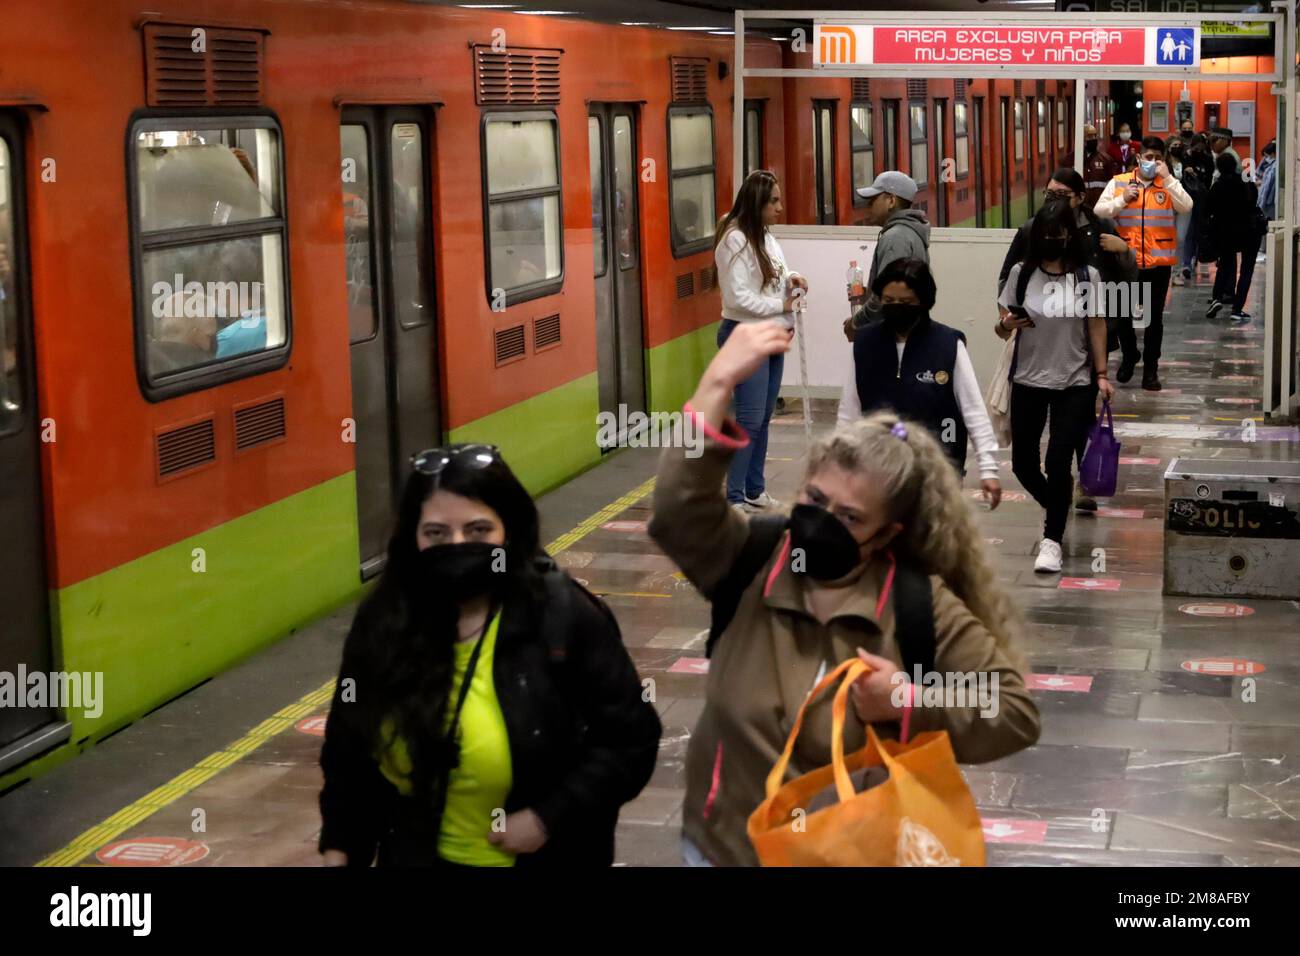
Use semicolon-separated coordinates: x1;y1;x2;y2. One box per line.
1119;131;1132;142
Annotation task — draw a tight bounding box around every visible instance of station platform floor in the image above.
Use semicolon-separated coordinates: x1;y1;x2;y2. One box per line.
2;266;1298;868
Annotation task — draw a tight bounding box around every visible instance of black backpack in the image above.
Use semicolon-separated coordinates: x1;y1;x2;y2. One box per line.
706;515;936;678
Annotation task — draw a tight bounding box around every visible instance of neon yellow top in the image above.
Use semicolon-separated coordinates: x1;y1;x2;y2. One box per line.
377;610;515;867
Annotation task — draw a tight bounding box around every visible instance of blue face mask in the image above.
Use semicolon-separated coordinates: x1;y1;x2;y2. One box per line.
1139;159;1158;179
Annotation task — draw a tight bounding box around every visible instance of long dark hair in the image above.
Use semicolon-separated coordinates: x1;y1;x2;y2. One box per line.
715;170;778;289
347;449;542;804
1047;166;1099;229
1022;199;1086;277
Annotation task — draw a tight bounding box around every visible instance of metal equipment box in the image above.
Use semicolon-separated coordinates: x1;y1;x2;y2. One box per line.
1163;458;1300;599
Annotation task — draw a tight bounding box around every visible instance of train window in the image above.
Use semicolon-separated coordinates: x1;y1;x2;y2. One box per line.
954;102;969;179
613;114;637;270
0;137;18;421
589;117;607;277
130;117;290;400
744;102;763;177
813;102;836;224
668;107;715;257
1056;100;1068;150
850;104;874;204
389;123;433;329
483;112;563;303
882;101;899;172
908;103;928;188
1037;100;1047;155
1014;101;1025;161
340;124;377;343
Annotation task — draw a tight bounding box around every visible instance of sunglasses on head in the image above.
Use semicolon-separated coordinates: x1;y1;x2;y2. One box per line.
411;443;501;477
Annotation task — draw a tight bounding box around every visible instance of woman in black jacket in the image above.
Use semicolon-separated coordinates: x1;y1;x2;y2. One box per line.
319;444;661;867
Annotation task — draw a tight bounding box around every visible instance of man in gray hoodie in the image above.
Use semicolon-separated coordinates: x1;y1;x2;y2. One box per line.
845;171;931;337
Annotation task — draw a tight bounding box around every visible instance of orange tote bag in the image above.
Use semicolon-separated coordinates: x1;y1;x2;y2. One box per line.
748;659;986;867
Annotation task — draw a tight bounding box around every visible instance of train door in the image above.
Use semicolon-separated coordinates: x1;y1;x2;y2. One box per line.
972;97;986;227
340;107;440;578
812;100;837;225
933;98;948;227
0;113;63;768
1025;97;1037;219
589;104;645;450
1000;97;1012;227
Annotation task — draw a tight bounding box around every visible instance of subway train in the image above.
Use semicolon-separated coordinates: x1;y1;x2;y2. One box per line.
0;0;1281;790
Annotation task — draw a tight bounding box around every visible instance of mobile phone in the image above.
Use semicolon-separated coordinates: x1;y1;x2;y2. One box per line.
1007;305;1035;327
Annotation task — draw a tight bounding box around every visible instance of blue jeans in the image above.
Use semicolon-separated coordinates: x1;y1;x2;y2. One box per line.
681;836;715;867
717;319;784;504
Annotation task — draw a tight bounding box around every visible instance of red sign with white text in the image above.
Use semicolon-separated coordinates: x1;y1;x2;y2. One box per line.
1182;658;1266;676
871;26;1146;66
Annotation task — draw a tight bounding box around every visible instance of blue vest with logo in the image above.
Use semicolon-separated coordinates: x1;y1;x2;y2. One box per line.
853;316;968;472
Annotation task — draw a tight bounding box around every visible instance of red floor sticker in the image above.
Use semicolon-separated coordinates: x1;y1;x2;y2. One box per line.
1178;602;1255;618
1183;340;1214;345
669;657;710;675
1182;658;1267;676
1119;457;1161;465
1027;674;1094;692
1219;375;1259;382
980;819;1049;845
295;716;327;736
1097;507;1145;519
602;520;647;532
1216;397;1259;405
96;838;210;867
1059;577;1121;591
1160;361;1193;367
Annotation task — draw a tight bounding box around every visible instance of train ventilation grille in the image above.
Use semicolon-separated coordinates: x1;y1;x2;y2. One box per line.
955;79;967;100
233;395;286;453
671;57;709;104
474;46;561;106
156;417;216;483
1014;80;1023;97
852;79;870;102
676;272;695;299
533;313;561;351
699;266;717;292
495;324;527;366
143;24;264;107
906;79;927;100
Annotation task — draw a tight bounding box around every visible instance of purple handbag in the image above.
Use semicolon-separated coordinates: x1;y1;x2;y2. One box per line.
1079;400;1121;498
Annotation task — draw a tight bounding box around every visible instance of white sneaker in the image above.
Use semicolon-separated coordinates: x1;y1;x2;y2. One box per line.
1034;538;1063;574
744;492;781;510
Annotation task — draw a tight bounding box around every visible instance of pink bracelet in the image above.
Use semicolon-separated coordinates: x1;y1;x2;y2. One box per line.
683;401;751;450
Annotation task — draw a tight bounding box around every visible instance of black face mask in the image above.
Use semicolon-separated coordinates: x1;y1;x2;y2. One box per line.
788;504;867;581
1040;238;1067;261
410;542;503;602
882;302;923;337
1085;139;1098;153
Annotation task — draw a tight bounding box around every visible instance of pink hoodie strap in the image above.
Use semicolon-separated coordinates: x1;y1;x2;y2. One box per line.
763;531;793;598
684;401;751;450
875;549;898;619
702;742;724;819
899;683;915;744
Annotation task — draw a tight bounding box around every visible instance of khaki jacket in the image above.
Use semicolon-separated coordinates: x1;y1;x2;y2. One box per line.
647;420;1041;866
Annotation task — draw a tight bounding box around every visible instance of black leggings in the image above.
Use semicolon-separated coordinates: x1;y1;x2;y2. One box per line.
1011;382;1099;543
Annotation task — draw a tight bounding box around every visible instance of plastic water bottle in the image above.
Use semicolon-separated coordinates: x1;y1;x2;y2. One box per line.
846;260;864;298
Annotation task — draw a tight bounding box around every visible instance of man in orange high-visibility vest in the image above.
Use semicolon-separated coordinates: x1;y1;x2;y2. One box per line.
1094;136;1194;392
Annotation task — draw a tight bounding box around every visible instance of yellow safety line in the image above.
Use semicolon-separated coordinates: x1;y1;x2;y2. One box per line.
37;474;658;867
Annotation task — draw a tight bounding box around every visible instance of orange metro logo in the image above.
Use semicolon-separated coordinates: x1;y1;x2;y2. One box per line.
819;26;857;64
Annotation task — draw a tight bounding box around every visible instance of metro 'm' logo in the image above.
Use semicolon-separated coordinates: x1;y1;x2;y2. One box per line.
819;26;856;64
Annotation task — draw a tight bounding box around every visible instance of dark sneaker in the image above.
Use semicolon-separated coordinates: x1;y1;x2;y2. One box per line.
1142;372;1162;391
1117;355;1139;384
1075;495;1098;513
1205;299;1226;318
1230;310;1252;323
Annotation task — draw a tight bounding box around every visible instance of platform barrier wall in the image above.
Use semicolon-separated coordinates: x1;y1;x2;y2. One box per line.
773;226;1019;407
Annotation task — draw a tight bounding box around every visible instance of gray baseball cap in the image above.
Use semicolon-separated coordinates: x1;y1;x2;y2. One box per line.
855;170;918;201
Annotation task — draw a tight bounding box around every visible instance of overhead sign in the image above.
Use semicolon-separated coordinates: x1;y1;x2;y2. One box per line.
813;24;1201;69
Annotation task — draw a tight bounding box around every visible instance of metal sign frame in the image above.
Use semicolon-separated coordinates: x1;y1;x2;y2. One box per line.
731;5;1296;418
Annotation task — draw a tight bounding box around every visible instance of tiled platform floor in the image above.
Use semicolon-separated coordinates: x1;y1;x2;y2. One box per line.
2;263;1298;867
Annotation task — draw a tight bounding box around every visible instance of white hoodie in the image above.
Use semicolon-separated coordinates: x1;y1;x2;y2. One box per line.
715;227;802;322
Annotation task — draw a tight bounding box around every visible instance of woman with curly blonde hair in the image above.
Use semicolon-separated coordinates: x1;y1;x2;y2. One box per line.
649;320;1040;867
